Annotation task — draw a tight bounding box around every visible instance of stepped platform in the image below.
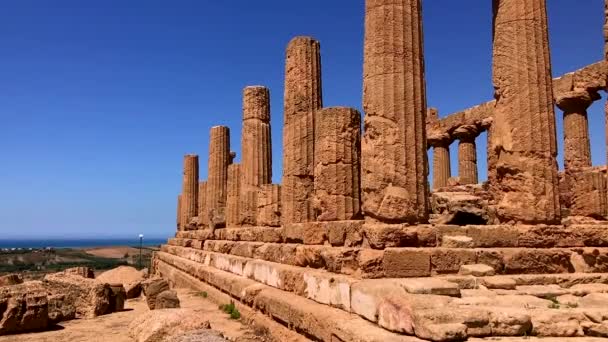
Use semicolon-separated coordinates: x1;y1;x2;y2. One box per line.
153;222;608;341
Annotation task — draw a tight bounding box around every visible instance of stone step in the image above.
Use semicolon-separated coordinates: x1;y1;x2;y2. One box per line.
156;250;608;341
154;252;424;342
167;238;608;277
176;222;608;248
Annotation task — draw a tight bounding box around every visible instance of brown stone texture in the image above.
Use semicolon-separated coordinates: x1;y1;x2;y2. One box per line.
197;181;207;227
240;86;272;226
428;133;452;190
226;163;242;227
556;91;596;171
281;36;322;224
313;107;361;221
176;194;182;230
257;184;282;227
180;154;198;231
207;126;230;216
491;0;560;224
453;125;479;185
362;0;429;223
570;167;608;219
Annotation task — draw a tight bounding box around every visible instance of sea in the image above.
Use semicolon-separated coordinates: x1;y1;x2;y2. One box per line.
0;238;168;249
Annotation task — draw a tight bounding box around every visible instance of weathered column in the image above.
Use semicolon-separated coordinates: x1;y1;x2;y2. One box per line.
556;91;596;172
453;125;479;185
226;164;242;227
604;0;608;211
207;126;231;218
176;194;182;231
240;86;272;225
257;184;282;227
314;107;361;221
428;133;452;190
281;36;322;224
180;154;199;230
570;168;608;219
198;181;207;228
362;0;428;223
491;0;560;224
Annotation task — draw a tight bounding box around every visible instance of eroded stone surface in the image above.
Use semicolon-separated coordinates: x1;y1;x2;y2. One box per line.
361;0;428;223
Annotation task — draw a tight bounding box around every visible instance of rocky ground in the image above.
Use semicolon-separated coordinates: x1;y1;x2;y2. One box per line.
0;289;269;342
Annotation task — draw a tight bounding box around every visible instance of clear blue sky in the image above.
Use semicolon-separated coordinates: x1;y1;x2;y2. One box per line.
0;1;604;239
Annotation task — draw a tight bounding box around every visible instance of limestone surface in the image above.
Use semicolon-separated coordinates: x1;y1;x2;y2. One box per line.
314;107;361;221
206;126;230;218
281;36;322;225
257;184;281;227
225;163;241;227
240;86;272;226
198;181;207;227
180;155;199;231
362;0;429;223
491;0;560;224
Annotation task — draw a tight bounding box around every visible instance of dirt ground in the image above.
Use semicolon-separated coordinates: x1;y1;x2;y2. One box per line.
85;246;141;259
0;289;267;342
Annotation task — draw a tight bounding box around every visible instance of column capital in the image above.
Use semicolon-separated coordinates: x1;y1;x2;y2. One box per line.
453;124;481;142
556;90;599;112
427;131;452;148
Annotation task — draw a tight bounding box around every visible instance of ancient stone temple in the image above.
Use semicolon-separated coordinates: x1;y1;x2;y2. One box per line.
158;1;608;340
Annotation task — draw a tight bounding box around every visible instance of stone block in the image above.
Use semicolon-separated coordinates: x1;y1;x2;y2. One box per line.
383;249;431;278
459;264;495;277
431;249;477;274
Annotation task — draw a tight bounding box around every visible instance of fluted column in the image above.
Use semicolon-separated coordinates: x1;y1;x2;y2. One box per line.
240;86;272;226
180;154;198;230
197;181;207;228
281;36;322;224
257;184;282;227
314;107;361;221
556;91;596;172
176;194;182;231
428;133;452;190
362;0;428;223
226;164;242;227
453;125;479;185
491;0;560;224
207;126;230;218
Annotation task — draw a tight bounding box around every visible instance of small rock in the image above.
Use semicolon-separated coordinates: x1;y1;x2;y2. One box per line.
459;264;495;277
556;294;580;307
47;294;76;325
44;272;112;318
64;267;95;279
579;293;608;308
156;290;180;309
515;285;569;299
482;276;516;290
142;278;170;310
587;322;608;337
569;283;608;296
128;308;211;342
125;282;143;299
398;278;461;297
442;235;474;248
0;289;49;335
0;274;23;286
109;284;127;312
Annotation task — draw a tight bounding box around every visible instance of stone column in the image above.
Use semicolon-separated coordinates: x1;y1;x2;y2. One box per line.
226;164;242;227
257;184;282;227
570;168;608;219
240;86;272;225
491;0;560;224
207;126;231;217
362;0;429;223
428;133;452;190
176;194;182;231
281;36;322;224
453;125;479;185
604;0;608;210
313;107;361;221
198;181;207;228
180;154;198;230
556;91;596;172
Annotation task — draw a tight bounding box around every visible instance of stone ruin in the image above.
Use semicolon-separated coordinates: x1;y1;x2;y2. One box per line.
154;1;608;341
